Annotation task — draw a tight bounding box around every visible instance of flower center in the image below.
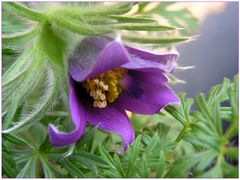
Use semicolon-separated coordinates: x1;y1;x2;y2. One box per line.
82;68;127;108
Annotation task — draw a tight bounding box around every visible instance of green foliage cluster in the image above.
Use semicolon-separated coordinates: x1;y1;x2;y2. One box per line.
2;2;238;178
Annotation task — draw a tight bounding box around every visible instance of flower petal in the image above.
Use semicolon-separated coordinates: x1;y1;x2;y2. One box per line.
117;72;179;114
69;37;130;82
86;104;135;151
122;46;179;73
48;78;86;146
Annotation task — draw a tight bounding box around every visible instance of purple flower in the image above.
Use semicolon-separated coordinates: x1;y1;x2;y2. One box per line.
48;36;179;150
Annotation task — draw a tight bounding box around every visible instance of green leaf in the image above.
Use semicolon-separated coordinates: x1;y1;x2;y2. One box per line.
122;35;190;44
113;24;176;31
61;144;76;159
2;146;18;178
196;93;213;121
3;52;42;129
59;3;133;17
165;154;201;177
179;94;194;124
212;105;222;136
228;76;238;123
76;151;110;168
165;106;185;126
110;15;156;23
195;150;217;172
206;78;230;107
60;159;85;178
2;26;38;48
155;151;165;178
220;107;232;120
50;14;111;36
13;149;34;164
2;133;34;148
126;135;142;177
2;8;31;35
3;96;21;130
2;48;19;56
224;147;238;160
199;155;223;178
39;135;53;152
16;155;38;178
70;154;98;175
76;125;98;148
3;2;44;22
2;62;57;134
138;154;149;178
28;122;47;148
98;145;116;169
144;133;159;156
165;93;194;126
222;159;238;178
185;121;220;150
142;3;199;35
3;48;33;85
113;154;125;176
40;157;56;178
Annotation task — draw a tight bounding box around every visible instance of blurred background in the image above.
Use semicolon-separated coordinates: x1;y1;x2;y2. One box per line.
173;2;239;98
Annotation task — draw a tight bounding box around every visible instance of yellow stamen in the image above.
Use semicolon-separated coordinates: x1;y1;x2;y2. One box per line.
82;68;127;108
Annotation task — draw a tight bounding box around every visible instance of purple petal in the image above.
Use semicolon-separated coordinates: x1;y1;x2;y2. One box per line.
69;37;130;82
127;70;168;84
122;46;179;73
86;104;135;150
48;78;86;146
117;72;179;114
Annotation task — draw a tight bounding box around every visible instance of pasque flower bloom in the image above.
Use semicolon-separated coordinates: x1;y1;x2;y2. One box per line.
48;36;179;150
